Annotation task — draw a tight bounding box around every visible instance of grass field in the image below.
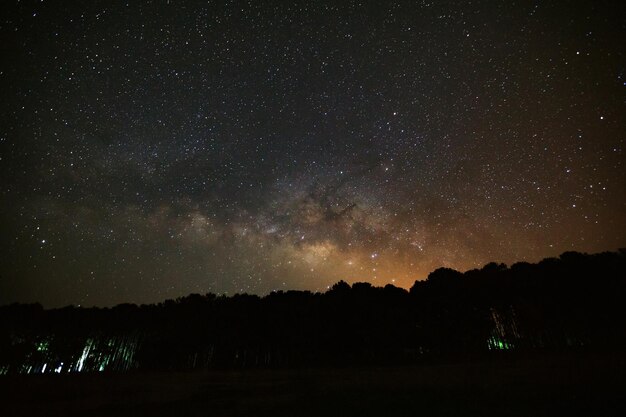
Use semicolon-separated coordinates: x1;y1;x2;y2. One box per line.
1;352;625;416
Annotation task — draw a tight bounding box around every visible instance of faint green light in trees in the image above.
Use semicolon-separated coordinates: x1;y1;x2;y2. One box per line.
487;336;513;350
36;340;50;352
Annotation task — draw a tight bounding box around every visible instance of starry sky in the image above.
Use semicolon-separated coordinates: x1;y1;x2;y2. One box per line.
1;1;624;307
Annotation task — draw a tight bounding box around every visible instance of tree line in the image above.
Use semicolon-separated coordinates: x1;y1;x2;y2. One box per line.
0;250;624;374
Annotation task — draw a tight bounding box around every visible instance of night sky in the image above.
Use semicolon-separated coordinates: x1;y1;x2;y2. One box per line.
1;1;624;307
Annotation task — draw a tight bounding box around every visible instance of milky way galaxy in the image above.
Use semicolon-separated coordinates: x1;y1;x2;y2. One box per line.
1;1;624;307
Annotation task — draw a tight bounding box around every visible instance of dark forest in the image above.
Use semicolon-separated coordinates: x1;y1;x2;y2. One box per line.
2;250;624;375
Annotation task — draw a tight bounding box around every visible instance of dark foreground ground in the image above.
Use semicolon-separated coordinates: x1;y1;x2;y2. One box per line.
1;352;625;417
